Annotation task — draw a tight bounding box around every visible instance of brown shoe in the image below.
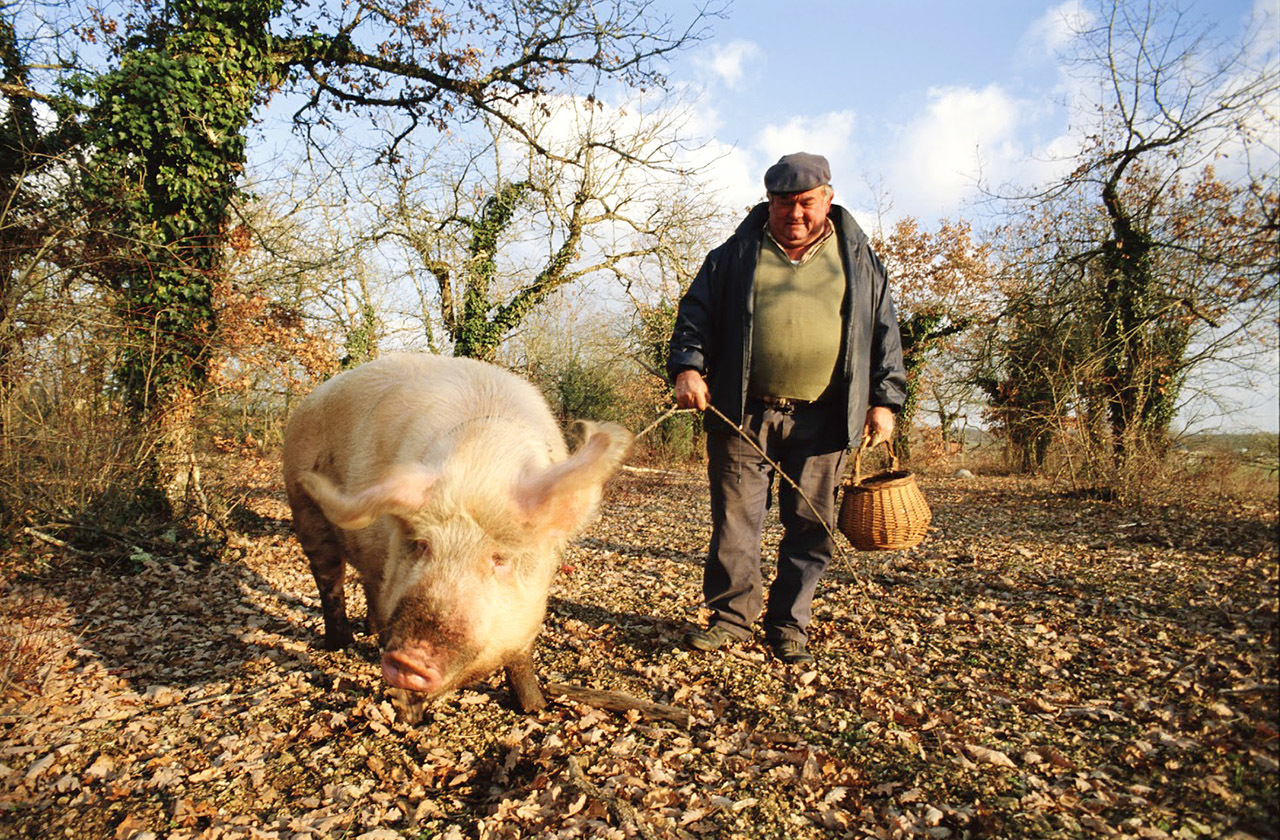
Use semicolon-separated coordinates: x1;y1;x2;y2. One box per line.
685;623;740;652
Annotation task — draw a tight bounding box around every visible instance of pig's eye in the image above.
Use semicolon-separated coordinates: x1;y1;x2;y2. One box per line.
492;553;510;568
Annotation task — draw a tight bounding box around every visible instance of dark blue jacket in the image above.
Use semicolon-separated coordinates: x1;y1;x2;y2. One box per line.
667;202;907;444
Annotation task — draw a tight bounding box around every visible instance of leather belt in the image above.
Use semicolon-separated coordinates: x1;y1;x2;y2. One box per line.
751;394;816;411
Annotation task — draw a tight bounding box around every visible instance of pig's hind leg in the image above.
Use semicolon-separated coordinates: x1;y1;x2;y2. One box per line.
289;494;355;650
505;648;546;712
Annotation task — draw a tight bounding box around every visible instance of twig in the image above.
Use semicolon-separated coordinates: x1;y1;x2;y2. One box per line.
545;682;689;729
628;381;849;566
630;368;887;628
1221;684;1279;696
629;354;668;383
180;684;276;709
21;527;92;556
634;404;697;440
699;405;890;632
620;465;683;476
702;404;851;568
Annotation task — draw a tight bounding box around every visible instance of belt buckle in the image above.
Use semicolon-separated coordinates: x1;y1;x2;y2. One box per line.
762;395;796;411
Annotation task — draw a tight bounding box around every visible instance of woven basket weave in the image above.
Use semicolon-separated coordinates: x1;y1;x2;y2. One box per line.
838;438;932;551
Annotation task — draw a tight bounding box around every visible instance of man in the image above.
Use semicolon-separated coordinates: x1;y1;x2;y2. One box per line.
668;152;907;664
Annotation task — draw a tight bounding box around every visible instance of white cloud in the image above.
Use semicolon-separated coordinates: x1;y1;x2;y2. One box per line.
701;40;764;90
752;111;859;196
757;111;857;162
1021;0;1094;58
887;84;1025;217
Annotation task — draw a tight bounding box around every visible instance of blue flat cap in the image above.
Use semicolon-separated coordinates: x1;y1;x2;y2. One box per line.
764;152;831;194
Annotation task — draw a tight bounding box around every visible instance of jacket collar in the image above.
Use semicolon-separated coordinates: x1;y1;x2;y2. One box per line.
737;202;869;252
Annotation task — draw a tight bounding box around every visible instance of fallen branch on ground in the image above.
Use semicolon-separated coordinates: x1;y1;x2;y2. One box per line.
546;682;689;729
566;755;660;840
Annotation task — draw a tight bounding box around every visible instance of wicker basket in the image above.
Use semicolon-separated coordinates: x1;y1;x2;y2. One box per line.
838;438;932;551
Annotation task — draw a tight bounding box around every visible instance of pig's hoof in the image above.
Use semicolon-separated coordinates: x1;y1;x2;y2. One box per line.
508;678;546;713
320;632;354;651
516;690;547;713
504;657;545;713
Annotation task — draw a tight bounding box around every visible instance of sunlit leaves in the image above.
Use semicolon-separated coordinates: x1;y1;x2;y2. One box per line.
4;461;1274;837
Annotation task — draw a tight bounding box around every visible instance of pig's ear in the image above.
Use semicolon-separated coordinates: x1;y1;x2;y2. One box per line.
299;464;438;530
514;421;632;537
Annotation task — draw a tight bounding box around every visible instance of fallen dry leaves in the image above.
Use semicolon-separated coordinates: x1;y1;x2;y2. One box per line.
0;458;1275;839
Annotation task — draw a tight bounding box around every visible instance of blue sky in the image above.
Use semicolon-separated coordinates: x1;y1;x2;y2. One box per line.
647;0;1278;431
237;0;1275;431
656;0;1272;218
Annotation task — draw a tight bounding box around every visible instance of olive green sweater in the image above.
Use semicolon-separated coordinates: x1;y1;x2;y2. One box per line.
747;234;847;401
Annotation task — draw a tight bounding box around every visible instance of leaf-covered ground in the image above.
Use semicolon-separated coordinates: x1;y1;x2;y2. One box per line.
1;458;1276;839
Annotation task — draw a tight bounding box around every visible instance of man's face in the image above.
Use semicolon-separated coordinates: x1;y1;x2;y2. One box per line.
767;186;833;251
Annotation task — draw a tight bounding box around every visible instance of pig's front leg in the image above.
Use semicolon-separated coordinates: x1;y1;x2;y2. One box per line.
290;498;355;650
505;649;546;712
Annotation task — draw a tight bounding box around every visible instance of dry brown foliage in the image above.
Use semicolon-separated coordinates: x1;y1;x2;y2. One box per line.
0;456;1275;839
208;280;338;397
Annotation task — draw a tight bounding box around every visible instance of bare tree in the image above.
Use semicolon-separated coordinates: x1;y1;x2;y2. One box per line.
372;87;726;361
0;0;720;521
986;0;1278;475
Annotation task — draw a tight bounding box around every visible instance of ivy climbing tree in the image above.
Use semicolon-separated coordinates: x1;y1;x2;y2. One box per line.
450;181;536;360
382;92;720;363
34;0;709;511
987;0;1277;477
80;0;282;414
69;0;283;507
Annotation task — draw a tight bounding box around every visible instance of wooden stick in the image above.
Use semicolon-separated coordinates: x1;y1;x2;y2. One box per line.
21;527;92;555
545;682;689;729
704;404;849;564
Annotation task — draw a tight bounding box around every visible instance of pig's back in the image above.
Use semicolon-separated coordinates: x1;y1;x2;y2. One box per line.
283;354;562;488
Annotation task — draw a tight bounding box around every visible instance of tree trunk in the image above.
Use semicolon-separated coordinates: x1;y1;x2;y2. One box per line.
1099;176;1157;465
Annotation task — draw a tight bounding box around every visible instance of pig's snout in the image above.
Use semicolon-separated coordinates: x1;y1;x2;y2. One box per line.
381;649;444;694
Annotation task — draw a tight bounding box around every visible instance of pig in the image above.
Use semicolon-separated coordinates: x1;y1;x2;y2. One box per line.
282;353;631;717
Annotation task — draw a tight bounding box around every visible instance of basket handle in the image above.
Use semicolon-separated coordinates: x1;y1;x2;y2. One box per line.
852;435;900;485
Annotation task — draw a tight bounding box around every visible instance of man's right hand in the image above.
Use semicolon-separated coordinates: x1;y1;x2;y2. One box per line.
674;369;710;411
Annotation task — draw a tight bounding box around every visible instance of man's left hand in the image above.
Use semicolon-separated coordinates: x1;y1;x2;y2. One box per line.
864;406;895;446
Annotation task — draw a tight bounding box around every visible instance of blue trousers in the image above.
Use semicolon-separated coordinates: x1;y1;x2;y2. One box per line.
703;399;847;645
